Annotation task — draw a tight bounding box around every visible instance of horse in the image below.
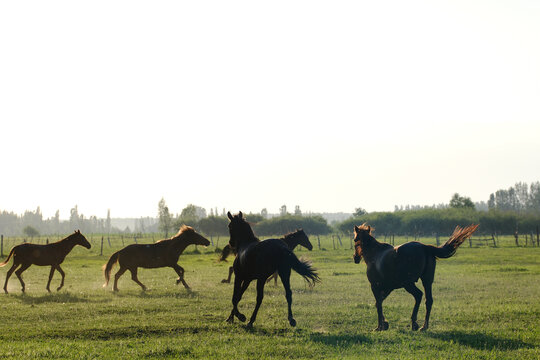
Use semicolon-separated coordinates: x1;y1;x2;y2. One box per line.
103;225;210;291
1;230;91;294
267;229;313;285
226;211;319;328
353;223;478;331
219;229;313;285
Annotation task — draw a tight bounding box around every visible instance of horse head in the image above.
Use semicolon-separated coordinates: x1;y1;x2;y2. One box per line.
227;211;256;249
353;224;373;263
296;229;313;251
172;225;210;246
73;230;92;249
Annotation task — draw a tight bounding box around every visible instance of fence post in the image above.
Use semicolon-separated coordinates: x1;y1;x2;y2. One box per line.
317;235;321;250
492;233;496;247
100;236;104;256
1;234;3;257
332;236;335;250
537;226;539;247
46;238;49;245
435;233;440;247
134;236;137;244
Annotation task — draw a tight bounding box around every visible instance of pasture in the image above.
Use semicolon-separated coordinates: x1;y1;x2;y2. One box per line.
0;235;539;359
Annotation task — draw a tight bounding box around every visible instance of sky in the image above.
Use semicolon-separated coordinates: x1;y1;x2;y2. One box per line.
1;1;539;219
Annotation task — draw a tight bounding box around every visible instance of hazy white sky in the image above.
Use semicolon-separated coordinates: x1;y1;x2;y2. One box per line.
1;1;539;219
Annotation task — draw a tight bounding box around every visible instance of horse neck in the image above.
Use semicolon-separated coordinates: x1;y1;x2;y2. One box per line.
55;236;79;254
235;235;258;251
284;236;299;250
170;235;195;254
360;236;384;262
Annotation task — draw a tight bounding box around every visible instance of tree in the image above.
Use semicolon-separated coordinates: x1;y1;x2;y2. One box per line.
449;193;475;209
158;198;173;237
23;225;39;238
261;208;268;219
279;205;288;216
294;205;302;216
354;207;367;216
177;204;207;227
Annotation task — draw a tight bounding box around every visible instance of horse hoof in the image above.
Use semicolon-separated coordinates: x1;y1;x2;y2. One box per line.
411;322;419;331
221;279;230;284
3;289;8;294
246;322;254;329
237;313;246;322
56;287;62;292
226;316;234;324
176;279;181;285
383;321;389;330
419;325;428;332
289;318;297;327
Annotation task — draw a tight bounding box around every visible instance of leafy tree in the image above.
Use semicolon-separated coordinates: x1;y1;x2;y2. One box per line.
449;193;475;209
279;205;288;216
294;205;302;216
23;225;39;238
261;208;268;219
158;198;173;237
354;207;367;216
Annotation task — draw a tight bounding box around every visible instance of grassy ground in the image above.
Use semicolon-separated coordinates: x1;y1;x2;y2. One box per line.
0;235;539;359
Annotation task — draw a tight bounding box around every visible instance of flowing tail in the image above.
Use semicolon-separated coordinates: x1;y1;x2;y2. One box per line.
103;251;120;287
287;252;320;286
429;224;479;259
219;244;234;262
0;247;16;267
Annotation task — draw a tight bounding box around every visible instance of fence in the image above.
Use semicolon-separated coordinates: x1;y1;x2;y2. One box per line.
0;231;538;259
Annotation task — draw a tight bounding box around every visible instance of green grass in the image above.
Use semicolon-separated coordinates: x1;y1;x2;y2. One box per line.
0;237;539;359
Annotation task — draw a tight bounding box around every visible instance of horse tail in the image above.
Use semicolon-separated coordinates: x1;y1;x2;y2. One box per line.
0;247;16;267
102;251;120;287
287;252;320;286
219;244;233;262
429;224;479;259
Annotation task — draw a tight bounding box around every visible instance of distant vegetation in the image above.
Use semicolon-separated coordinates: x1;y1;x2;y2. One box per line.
1;182;540;237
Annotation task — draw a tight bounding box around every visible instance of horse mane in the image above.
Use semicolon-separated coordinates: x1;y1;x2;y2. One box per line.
283;230;301;240
357;223;374;235
157;225;195;243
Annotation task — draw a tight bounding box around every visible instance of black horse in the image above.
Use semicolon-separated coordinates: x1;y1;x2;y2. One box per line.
220;229;313;284
226;211;319;328
353;223;478;331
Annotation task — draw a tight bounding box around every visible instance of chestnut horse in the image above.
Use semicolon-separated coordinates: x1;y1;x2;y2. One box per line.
353;224;478;331
103;225;210;291
1;230;91;293
226;212;319;328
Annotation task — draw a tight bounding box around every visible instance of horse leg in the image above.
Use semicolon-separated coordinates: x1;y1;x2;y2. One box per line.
113;267;127;292
371;285;389;331
227;276;250;323
55;265;66;291
247;278;266;328
221;266;234;284
404;283;423;331
129;268;147;291
3;262;19;294
279;267;296;327
46;266;55;292
15;263;31;293
420;279;433;331
172;264;190;289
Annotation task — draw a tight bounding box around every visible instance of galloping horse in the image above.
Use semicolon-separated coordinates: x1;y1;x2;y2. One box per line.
267;229;313;285
220;229;313;284
103;225;210;291
226;211;319;328
353;223;478;331
1;230;91;293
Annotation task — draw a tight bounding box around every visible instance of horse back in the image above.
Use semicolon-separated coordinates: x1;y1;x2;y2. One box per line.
11;243;63;266
235;239;290;280
118;243;176;268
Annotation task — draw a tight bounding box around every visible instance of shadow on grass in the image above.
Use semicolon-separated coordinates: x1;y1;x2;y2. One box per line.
425;330;535;350
309;332;373;347
11;292;104;305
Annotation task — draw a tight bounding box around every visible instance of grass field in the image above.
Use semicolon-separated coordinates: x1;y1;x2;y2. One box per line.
0;235;539;359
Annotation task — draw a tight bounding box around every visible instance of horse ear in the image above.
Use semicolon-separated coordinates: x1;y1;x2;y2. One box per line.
227;211;233;221
367;226;371;233
354;225;359;233
238;211;243;219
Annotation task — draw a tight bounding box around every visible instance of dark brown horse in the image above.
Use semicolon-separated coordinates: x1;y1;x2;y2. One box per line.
220;229;313;284
226;212;319;328
1;230;91;294
267;229;313;285
103;225;210;291
353;224;478;331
